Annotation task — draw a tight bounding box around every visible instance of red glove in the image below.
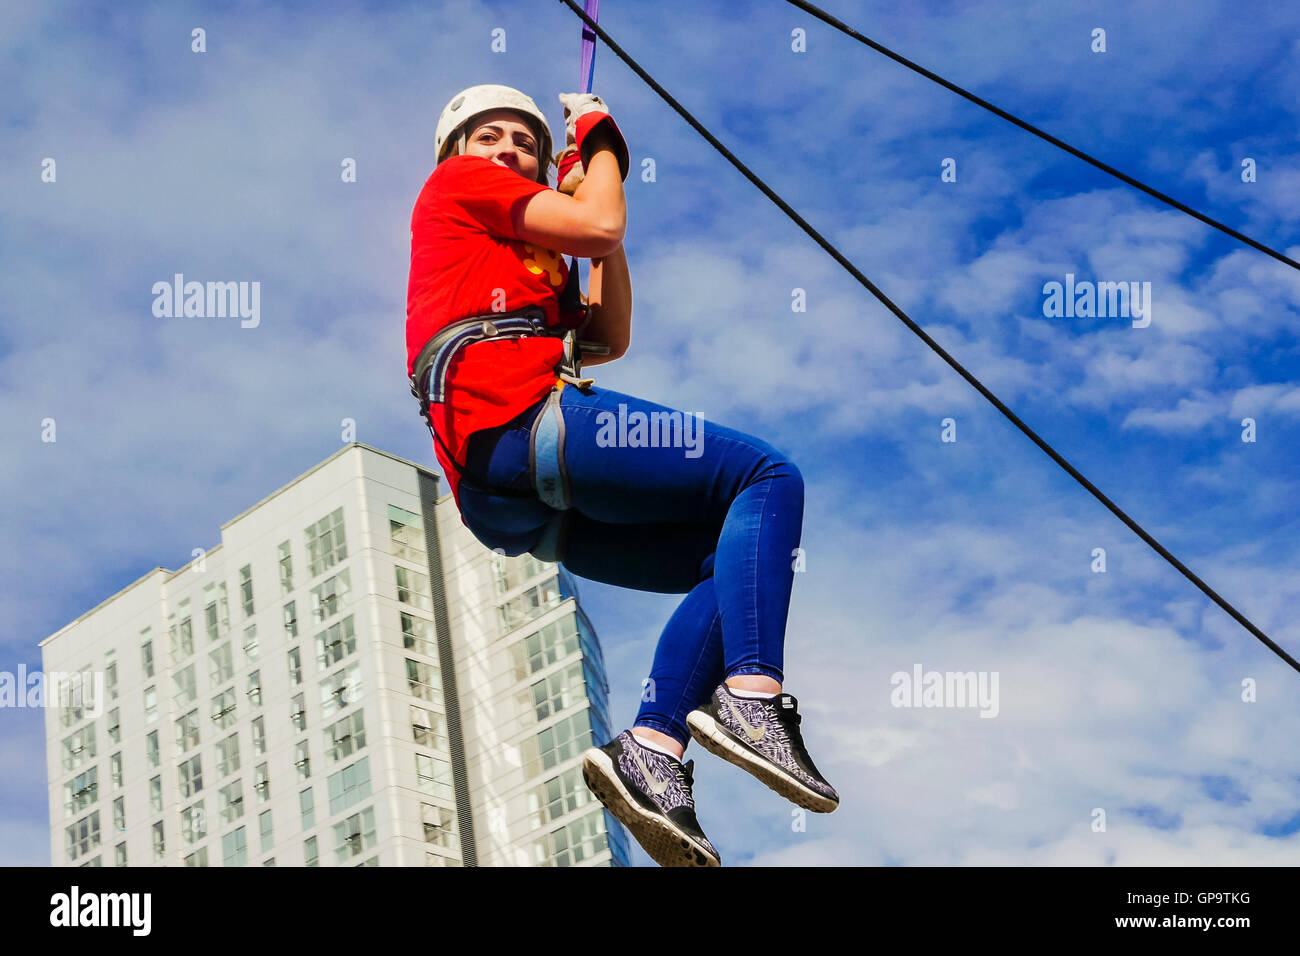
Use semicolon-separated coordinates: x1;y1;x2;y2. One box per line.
557;146;584;193
574;111;630;181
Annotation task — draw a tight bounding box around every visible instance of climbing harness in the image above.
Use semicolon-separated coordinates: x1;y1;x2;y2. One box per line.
408;301;608;520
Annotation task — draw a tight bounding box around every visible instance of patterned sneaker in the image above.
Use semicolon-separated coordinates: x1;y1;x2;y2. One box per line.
581;730;721;867
687;684;839;813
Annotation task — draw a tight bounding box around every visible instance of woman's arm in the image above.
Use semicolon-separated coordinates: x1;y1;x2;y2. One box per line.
578;242;631;365
513;126;627;258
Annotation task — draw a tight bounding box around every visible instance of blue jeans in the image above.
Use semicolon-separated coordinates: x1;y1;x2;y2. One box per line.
458;384;804;748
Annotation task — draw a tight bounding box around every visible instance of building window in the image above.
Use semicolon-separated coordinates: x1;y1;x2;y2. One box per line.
181;800;206;844
211;688;237;730
251;716;266;756
404;659;441;707
332;807;376;863
278;540;294;595
151;820;165;861
222;826;247;867
305;507;347;578
395;566;430;610
259;809;274;853
321;663;360;718
112;796;125;832
57;667;93;728
115;842;127;867
533;810;609;867
415;754;452;802
421;803;457;849
144;686;158;724
520;659;587;723
208;642;233;686
326;756;371;816
239;564;255;619
508;614;584;681
242;624;259;663
315;615;357;671
410;705;447;752
499;576;564;633
172;664;197;709
178;755;203;798
294;740;311;779
299;787;315;829
64;767;98;817
61;724;97;772
493;552;548;595
521;710;597;778
65;811;101;862
310;569;352;625
525;766;595;831
141;633;155;679
216;733;240;778
254;762;270;804
105;661;118;701
262;857;275;867
145;730;160;769
290;693;306;732
107;708;121;745
219;781;244;824
247;670;262;708
176;709;200;753
389;504;427;562
324;710;365;764
218;582;231;635
149;776;162;812
287;646;302;685
401;612;438;660
205;584;220;643
170;605;194;664
110;751;122;789
184;847;208;867
303;835;318;867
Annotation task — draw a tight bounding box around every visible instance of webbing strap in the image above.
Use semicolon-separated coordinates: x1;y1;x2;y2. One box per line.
530;386;572;510
578;0;600;93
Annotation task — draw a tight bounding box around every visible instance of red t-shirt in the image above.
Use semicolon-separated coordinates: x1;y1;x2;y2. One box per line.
407;154;583;508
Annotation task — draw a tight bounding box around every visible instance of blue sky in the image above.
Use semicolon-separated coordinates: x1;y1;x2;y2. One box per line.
2;0;1298;866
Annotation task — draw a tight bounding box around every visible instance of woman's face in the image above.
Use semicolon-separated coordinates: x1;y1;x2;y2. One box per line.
463;109;542;181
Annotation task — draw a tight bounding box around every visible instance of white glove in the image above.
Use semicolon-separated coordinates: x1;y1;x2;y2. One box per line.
558;92;611;147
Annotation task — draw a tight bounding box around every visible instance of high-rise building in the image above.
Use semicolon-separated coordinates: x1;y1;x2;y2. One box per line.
40;443;631;867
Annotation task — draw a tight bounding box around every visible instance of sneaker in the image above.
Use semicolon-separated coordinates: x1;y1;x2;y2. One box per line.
687;684;839;813
581;730;721;867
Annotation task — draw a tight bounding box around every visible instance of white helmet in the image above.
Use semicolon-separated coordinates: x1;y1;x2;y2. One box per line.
435;84;554;184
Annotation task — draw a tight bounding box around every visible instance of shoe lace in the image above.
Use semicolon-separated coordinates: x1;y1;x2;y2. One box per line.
672;758;695;790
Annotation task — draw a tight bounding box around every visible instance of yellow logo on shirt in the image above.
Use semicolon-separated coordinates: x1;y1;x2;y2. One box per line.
522;243;565;287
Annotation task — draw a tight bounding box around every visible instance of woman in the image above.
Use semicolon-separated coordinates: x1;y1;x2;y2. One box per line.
407;84;838;867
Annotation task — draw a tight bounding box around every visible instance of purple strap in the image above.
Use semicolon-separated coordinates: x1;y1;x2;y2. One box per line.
578;0;599;93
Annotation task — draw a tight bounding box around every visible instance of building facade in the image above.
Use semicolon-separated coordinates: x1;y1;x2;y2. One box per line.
41;443;631;867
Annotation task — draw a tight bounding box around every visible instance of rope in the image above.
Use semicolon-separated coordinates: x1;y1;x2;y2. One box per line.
782;0;1299;273
553;0;1298;674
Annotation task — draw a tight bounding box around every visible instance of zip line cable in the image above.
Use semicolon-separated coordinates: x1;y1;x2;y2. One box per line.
554;0;1298;674
781;0;1299;273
